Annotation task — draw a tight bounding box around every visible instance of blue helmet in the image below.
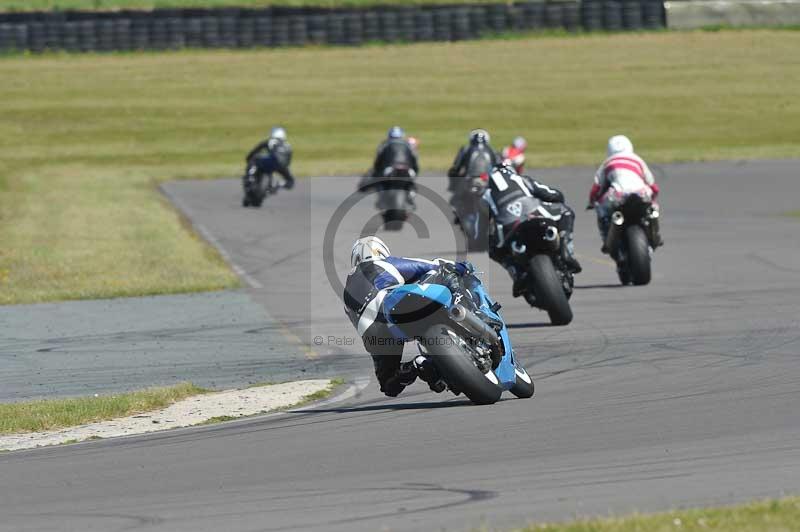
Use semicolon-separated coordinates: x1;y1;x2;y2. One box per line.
387;126;405;140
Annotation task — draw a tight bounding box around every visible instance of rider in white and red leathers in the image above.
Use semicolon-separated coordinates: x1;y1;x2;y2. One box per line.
589;135;663;251
501;136;527;174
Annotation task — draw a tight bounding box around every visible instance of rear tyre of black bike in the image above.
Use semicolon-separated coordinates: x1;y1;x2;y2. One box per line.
626;225;651;286
528;254;573;326
382;210;406;231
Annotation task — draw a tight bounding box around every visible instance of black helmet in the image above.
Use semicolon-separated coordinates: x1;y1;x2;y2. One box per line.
469;129;490;146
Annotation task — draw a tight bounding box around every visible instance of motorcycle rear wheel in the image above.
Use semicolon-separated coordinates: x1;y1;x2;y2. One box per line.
382;210;406;231
528;254;573;326
626;225;651;286
422;324;502;405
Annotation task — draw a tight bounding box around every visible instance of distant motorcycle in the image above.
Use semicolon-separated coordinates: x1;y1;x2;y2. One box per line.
383;263;534;405
449;151;495;250
360;165;416;231
601;189;660;286
242;161;279;208
495;196;574;326
452;173;490;250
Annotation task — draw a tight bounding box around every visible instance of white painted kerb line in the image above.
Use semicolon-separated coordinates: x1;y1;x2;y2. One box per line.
161;186;263;289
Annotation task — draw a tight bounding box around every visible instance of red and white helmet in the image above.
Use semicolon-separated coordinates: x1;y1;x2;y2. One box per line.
351;236;390;268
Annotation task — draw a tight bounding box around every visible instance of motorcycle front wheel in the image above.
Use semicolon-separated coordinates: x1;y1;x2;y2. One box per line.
510;365;534;399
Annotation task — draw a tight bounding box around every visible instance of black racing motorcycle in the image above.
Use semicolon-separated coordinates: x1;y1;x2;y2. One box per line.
242;161;278;208
359;165;416;231
602;191;661;286
451;173;490;250
496;196;574;326
449;152;495;251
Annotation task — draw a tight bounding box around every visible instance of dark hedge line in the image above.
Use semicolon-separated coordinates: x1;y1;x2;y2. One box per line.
0;1;665;53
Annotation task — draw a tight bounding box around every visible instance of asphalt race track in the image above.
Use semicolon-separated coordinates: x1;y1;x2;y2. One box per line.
2;160;800;532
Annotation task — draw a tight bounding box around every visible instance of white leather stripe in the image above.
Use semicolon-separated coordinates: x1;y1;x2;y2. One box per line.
482;188;498;215
534;180;557;194
407;257;439;266
373;260;404;284
490;170;509;191
357;288;390;336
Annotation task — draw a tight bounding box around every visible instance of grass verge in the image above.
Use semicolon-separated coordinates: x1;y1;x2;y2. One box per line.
1;31;799;304
783;210;800;218
198;378;346;425
514;497;800;531
0;382;208;435
2;0;514;13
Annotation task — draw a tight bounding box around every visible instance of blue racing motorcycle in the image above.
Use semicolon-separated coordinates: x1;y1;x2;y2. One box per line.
382;264;534;405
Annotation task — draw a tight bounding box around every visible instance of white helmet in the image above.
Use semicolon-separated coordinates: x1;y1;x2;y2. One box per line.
607;135;633;156
270;126;287;141
512;136;527;150
351;236;390;268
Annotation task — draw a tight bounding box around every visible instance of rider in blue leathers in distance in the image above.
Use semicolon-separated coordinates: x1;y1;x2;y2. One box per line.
245;126;295;190
343;236;474;397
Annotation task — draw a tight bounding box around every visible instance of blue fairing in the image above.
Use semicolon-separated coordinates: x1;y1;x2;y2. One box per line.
382;276;524;392
383;283;452;314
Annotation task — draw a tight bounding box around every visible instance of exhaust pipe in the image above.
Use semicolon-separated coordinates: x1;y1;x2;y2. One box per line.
449;304;499;345
605;211;624;253
647;206;661;246
543;225;559;242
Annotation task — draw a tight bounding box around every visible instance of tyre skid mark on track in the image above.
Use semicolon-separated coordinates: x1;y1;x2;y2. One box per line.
243;484;498;531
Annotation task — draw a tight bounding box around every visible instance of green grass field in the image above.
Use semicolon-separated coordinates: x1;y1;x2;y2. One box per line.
514;497;800;532
1;0;511;12
1;30;799;304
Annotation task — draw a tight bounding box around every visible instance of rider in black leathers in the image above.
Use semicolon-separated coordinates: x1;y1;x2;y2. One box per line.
447;129;501;191
482;165;582;296
245;126;295;190
359;126;419;191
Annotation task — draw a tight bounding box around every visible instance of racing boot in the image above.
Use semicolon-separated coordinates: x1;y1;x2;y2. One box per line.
561;233;582;274
649;215;664;248
412;356;446;393
503;262;526;298
380;362;418;397
599;219;611;254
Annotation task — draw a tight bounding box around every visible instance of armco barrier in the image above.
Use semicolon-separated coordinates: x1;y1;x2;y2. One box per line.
0;1;665;54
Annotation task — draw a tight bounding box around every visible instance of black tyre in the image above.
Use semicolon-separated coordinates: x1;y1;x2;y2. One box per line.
509;365;534;399
422;324;502;405
617;266;632;286
383;210;405;231
626;225;651;285
528;254;573;326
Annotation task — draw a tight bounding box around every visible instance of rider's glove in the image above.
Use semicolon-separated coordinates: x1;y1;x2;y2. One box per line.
453;261;474;276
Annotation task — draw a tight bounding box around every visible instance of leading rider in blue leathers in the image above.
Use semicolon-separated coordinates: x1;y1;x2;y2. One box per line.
343;236;471;397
